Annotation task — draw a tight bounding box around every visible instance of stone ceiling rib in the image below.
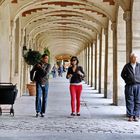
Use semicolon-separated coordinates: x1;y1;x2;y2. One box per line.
31;27;94;44
11;0;17;3
23;10;106;29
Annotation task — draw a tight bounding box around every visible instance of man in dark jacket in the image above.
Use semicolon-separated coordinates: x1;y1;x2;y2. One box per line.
30;54;51;117
121;52;140;122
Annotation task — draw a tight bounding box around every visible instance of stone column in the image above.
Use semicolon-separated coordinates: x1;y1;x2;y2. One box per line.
0;2;11;82
82;50;85;71
14;18;20;74
94;39;97;90
84;47;88;83
22;29;28;94
87;45;90;85
111;22;118;105
78;51;82;66
104;28;109;98
90;43;94;87
89;44;92;86
10;20;14;82
123;11;132;63
99;33;102;93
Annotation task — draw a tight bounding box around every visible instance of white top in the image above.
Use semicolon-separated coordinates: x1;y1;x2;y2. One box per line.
131;63;136;74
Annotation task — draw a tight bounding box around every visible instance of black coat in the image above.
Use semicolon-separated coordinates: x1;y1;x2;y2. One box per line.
30;62;51;84
121;62;140;85
66;66;85;83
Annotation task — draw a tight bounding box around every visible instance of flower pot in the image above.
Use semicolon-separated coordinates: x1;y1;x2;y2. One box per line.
27;83;36;96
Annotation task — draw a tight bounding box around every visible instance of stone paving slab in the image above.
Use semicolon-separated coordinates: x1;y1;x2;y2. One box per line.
0;133;140;140
0;77;140;139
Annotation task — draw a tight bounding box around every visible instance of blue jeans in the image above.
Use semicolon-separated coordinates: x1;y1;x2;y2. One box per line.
52;71;57;78
36;82;49;114
125;84;140;117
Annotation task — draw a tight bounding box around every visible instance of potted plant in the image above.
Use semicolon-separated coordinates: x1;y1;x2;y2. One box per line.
23;49;42;96
24;50;42;66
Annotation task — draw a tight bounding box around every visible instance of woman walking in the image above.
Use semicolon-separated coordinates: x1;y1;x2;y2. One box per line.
66;56;85;116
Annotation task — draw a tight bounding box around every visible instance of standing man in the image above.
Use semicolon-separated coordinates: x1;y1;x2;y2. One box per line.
30;54;51;117
121;52;140;122
58;64;63;77
51;64;57;78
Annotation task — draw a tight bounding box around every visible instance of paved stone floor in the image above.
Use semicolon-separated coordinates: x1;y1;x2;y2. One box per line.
0;76;140;140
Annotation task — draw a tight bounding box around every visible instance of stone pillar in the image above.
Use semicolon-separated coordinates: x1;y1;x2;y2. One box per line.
123;11;132;63
94;40;97;90
99;33;102;93
22;29;29;94
92;43;95;88
14;18;20;74
84;47;88;83
88;44;92;86
107;21;113;99
104;28;109;98
78;52;82;66
91;43;94;87
111;22;118;105
0;2;11;82
10;20;14;82
87;46;90;85
82;50;85;71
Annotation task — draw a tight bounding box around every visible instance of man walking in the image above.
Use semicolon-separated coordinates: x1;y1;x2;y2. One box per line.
30;54;51;117
121;52;140;122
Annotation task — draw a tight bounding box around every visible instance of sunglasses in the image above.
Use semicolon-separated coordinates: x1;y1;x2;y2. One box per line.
71;59;76;61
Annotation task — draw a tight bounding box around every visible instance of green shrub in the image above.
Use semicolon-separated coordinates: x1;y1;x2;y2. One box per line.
24;50;42;65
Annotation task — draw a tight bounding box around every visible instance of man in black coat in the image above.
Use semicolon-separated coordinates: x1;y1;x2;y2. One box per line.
121;52;140;122
30;54;51;117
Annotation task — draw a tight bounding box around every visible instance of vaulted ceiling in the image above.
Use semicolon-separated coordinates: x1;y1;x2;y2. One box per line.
10;0;123;60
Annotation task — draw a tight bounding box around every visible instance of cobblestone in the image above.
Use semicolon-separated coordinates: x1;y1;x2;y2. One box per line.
0;114;140;134
0;77;140;139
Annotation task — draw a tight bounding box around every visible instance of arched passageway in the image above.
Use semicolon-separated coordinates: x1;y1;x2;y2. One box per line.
0;0;140;138
0;0;139;105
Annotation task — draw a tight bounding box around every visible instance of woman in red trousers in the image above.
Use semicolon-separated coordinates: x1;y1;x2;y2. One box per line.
66;56;85;116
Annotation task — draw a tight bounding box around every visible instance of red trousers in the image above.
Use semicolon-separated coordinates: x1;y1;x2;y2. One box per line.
70;85;82;113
